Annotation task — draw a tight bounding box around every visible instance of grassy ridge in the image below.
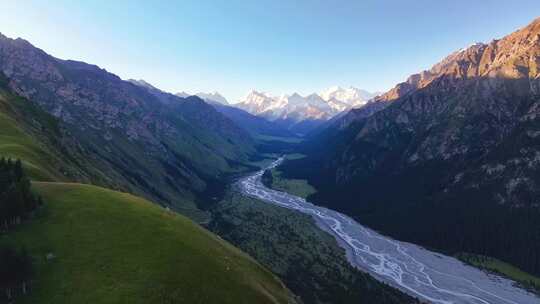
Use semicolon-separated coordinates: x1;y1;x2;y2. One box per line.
2;182;294;304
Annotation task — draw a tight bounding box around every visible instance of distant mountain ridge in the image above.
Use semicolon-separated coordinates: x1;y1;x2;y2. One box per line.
169;86;379;135
235;87;378;134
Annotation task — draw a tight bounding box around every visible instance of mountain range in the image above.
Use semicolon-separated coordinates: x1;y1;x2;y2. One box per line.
235;87;378;134
170;86;378;135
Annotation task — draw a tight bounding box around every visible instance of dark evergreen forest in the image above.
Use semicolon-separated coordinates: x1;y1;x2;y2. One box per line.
281;157;540;277
0;159;40;303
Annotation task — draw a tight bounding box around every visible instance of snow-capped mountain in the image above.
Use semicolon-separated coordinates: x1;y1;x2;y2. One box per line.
319;86;379;108
236;91;330;121
235;86;378;123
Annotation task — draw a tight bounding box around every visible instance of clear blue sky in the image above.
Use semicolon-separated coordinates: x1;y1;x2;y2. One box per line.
0;1;538;102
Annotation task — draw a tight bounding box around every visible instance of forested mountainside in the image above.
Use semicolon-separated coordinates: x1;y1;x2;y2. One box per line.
285;17;540;275
0;159;39;303
0;34;256;219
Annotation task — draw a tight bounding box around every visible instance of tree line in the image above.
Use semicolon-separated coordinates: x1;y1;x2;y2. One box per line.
0;158;42;230
0;158;40;303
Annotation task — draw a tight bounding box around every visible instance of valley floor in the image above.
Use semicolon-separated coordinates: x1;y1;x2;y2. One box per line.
209;188;417;304
239;158;540;304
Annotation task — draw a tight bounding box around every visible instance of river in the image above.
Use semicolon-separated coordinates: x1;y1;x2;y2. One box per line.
238;158;539;304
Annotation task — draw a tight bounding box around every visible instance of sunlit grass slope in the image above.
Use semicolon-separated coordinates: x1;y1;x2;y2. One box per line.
3;182;294;304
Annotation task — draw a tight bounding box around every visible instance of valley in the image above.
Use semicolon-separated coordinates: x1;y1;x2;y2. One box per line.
239;158;540;304
209;179;419;304
0;5;539;304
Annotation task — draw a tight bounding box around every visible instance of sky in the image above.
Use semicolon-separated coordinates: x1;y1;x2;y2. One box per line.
0;1;538;103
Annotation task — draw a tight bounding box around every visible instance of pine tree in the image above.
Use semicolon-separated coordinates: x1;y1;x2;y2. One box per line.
0;159;37;302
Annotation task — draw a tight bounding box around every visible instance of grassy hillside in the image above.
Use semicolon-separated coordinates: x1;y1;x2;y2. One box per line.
0;91;64;182
0;77;296;303
1;182;295;304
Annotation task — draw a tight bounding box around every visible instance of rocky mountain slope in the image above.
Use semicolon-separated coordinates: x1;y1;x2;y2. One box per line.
0;74;107;184
0;33;255;220
288;17;540;276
